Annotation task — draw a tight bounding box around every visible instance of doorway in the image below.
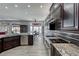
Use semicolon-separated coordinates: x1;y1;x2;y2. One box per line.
30;24;42;35
33;26;42;35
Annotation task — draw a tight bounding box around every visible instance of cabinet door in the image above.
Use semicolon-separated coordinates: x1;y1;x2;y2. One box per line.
50;44;61;56
11;36;20;47
28;35;33;45
63;4;74;27
50;44;55;56
3;36;20;51
55;48;61;56
0;39;2;53
61;3;78;30
3;37;13;51
3;41;12;51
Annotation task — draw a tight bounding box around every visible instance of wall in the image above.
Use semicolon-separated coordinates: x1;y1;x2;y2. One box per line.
0;21;30;34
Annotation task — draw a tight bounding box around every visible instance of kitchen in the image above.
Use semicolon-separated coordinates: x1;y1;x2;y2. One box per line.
43;3;79;56
0;3;79;56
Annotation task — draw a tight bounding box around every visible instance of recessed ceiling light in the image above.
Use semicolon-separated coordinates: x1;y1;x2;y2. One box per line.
14;4;18;7
40;5;43;8
5;6;8;9
27;5;31;8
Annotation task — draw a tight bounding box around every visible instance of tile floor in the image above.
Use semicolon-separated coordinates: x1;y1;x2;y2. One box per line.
0;35;48;56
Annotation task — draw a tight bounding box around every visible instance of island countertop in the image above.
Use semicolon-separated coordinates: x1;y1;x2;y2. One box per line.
51;43;79;56
0;33;34;39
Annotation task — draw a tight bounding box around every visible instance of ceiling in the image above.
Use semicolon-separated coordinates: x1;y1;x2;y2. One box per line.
0;3;52;21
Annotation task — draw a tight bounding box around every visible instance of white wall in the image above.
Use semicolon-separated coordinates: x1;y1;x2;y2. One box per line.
0;21;30;34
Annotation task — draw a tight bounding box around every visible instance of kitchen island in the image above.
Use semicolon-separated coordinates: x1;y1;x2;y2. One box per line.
0;33;33;53
0;34;20;52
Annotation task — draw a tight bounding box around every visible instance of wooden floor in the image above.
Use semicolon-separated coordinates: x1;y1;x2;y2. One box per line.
0;35;48;56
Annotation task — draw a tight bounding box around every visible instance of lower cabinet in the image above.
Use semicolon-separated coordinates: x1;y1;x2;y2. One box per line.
0;35;33;53
3;36;20;51
54;48;61;56
0;39;2;53
50;44;61;56
28;35;33;45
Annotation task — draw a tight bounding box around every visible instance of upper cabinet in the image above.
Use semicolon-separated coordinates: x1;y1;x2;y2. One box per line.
44;3;62;30
45;3;79;31
61;3;79;30
50;3;61;19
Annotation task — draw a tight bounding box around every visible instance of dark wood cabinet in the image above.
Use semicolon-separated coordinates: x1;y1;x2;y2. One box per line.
51;44;61;56
50;44;54;56
61;3;79;30
3;36;20;51
45;3;62;30
28;35;33;45
54;48;61;56
0;39;2;53
0;35;33;53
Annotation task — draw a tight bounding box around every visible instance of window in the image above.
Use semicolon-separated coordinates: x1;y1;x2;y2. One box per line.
12;25;20;34
0;22;8;32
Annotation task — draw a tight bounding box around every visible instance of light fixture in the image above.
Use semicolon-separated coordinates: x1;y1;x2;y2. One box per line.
14;4;18;7
27;5;31;8
40;5;43;8
5;6;8;9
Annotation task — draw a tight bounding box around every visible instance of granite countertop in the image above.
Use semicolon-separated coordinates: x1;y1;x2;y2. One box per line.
0;33;34;39
19;33;33;35
52;43;79;56
44;31;79;56
0;34;20;39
